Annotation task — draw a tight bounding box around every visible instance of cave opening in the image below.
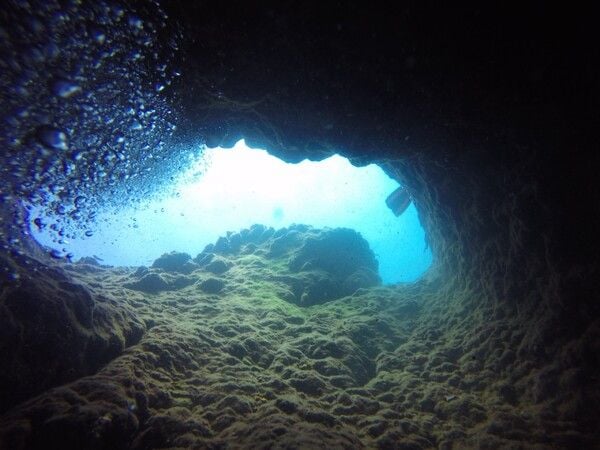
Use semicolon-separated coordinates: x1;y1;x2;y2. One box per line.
29;139;433;284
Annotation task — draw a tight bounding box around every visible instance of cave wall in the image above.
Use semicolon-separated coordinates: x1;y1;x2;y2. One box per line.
162;0;600;434
0;252;146;414
164;4;598;301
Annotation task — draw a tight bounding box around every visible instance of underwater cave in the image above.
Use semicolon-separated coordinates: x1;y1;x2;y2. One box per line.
0;2;599;449
29;139;433;284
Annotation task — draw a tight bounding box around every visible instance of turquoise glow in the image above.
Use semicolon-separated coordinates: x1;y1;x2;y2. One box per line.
32;140;432;283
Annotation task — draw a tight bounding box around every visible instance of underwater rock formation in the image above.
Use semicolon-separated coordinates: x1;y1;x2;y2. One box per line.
151;252;196;274
197;277;225;294
285;227;380;305
0;226;424;448
194;225;380;306
124;273;170;294
1;220;596;448
0;253;145;415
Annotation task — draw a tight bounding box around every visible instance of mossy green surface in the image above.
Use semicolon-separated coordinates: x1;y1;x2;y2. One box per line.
0;225;595;449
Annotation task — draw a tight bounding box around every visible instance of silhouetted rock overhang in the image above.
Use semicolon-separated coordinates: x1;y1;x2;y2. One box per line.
163;1;599;295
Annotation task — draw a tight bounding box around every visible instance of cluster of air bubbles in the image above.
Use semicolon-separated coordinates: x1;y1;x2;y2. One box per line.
0;0;187;257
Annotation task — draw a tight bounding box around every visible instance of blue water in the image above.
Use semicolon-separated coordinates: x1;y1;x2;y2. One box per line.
32;140;432;283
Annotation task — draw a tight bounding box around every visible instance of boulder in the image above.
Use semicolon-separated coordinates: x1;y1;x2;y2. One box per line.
198;278;225;294
152;252;196;274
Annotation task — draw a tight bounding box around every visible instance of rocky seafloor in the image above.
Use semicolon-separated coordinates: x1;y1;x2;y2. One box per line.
0;225;595;449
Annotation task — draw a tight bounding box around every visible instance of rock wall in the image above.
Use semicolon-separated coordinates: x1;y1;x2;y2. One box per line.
160;1;600;444
0;253;145;414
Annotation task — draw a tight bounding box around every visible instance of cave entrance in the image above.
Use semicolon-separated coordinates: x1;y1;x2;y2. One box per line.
30;139;432;283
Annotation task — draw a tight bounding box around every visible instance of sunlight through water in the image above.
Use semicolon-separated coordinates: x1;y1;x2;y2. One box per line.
32;140;432;283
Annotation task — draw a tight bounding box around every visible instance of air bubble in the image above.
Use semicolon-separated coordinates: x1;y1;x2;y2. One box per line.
45;42;59;59
2;0;179;252
9;272;20;281
52;80;81;98
49;249;65;259
112;6;125;19
128;15;143;30
37;126;69;150
33;217;46;230
74;195;87;207
90;28;106;44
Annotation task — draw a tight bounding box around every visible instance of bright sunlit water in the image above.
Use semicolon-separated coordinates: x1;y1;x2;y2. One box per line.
32;140;432;283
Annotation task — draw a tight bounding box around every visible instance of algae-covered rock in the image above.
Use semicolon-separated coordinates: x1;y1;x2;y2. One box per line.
170;275;196;290
125;226;379;305
124;273;169;293
268;228;304;257
152;251;196;274
214;236;231;253
194;252;214;266
132;265;149;278
198;277;225;294
198;224;381;306
0;253;144;414
244;224;275;244
342;267;381;294
205;258;231;274
124;271;195;293
286;228;381;305
289;228;378;277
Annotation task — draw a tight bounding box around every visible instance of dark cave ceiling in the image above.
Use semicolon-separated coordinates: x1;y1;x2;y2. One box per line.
0;1;597;281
